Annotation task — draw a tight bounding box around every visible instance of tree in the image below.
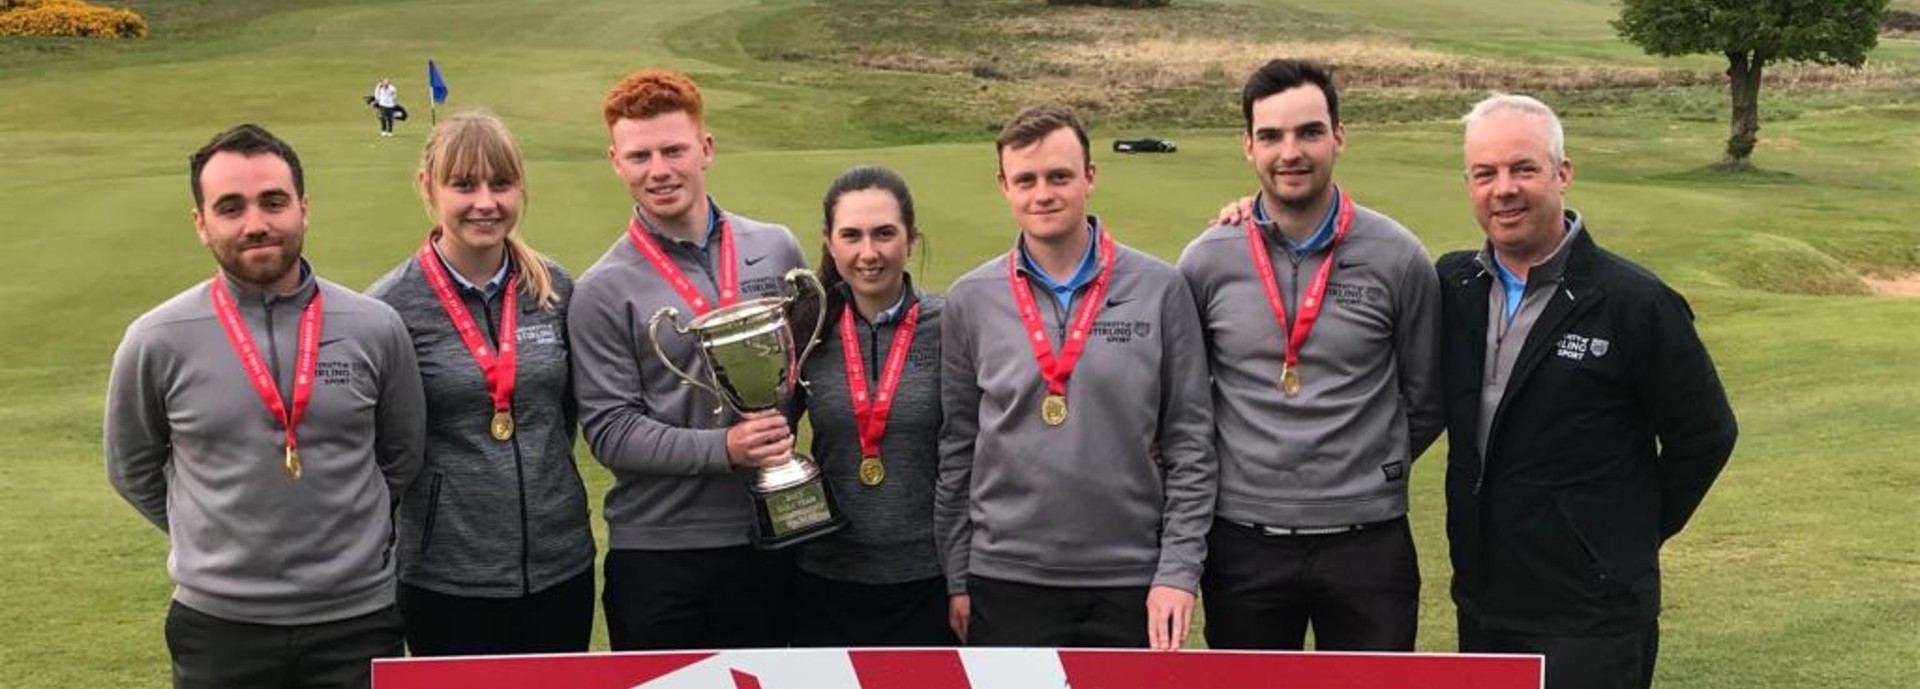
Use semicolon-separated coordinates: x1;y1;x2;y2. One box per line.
1614;0;1888;170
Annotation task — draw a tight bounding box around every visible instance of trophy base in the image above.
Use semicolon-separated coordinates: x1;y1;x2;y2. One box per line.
748;455;845;550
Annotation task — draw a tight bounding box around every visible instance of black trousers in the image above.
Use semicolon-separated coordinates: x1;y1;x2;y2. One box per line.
398;568;594;656
376;107;395;133
165;601;404;689
603;546;793;651
1201;516;1419;651
967;575;1148;648
1459;613;1660;689
791;569;957;647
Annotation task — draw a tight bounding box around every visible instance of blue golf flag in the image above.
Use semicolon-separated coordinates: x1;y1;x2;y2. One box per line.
428;59;449;104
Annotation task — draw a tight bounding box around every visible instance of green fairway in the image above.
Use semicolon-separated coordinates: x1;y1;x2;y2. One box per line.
2;1;1916;687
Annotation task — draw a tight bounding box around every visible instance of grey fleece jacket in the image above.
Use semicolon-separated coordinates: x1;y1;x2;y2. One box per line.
937;222;1217;594
105;267;426;625
366;254;594;598
795;286;944;585
1177;197;1443;528
570;209;809;550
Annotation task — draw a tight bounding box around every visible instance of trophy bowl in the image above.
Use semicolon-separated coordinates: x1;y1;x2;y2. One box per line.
648;268;845;550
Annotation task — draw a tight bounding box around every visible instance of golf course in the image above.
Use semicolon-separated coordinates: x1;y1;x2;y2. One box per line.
1;0;1915;686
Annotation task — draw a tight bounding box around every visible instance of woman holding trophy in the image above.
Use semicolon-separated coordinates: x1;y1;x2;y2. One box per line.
789;165;956;646
366;111;595;655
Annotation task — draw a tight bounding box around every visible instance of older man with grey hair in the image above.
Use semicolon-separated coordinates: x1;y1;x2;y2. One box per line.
1434;94;1738;689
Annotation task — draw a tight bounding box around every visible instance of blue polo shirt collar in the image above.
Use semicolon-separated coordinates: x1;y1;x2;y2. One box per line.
1018;217;1102;310
633;196;724;253
1254;188;1339;255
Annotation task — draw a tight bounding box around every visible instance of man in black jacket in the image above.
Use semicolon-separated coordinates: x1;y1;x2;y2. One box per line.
1436;94;1737;689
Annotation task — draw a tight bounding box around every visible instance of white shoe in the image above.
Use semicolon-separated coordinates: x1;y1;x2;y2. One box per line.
381;131;393;137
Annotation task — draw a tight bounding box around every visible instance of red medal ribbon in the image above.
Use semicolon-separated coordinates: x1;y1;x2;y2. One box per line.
1005;227;1118;397
417;236;519;415
839;301;921;461
209;276;323;458
627;213;737;317
1243;189;1355;373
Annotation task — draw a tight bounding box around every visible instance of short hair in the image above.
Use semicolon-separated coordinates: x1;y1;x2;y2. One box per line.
603;70;705;129
995;105;1090;170
1242;59;1340;131
188;124;304;209
1461;93;1565;165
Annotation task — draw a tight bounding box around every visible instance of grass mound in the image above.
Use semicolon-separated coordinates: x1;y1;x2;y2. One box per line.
1717;233;1870;296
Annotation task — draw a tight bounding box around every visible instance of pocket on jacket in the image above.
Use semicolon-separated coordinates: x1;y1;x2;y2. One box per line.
419;473;444;556
1549;490;1616;593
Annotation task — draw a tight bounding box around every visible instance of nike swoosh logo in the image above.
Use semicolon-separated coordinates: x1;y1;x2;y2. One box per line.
1337;259;1366;269
1106;297;1133;308
743;255;768;266
318;337;348;348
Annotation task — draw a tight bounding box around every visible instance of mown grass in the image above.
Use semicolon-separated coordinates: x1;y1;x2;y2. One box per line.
0;1;1916;688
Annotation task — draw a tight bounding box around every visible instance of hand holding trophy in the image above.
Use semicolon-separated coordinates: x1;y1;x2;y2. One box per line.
648;268;846;549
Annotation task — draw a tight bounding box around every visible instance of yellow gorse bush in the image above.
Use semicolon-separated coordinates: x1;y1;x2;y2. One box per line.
0;0;146;39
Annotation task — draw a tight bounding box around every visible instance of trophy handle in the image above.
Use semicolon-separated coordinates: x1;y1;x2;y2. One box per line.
783;268;829;389
647;306;726;413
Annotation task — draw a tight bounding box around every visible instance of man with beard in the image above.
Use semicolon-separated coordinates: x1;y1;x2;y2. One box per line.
105;123;426;689
1179;59;1443;651
569;70;807;650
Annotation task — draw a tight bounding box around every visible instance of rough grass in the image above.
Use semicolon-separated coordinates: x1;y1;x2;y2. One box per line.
740;0;1920;133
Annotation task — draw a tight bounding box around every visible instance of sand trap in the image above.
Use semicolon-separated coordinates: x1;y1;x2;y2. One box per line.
1864;273;1920;297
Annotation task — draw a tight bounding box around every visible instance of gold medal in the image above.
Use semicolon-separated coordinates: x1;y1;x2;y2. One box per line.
1042;394;1069;426
1280;364;1302;397
284;446;302;482
859;455;886;486
490;410;514;441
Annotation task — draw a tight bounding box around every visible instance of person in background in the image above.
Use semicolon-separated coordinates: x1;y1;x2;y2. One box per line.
366;111;595;656
373;78;399;138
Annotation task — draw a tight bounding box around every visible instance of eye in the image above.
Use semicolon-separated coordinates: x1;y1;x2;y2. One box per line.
489;178;514;193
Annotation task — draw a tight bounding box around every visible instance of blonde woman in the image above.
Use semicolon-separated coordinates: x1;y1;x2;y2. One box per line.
367;111;594;655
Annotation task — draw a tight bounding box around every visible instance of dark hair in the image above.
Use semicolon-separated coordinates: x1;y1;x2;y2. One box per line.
1241;59;1340;132
817;165;920;328
995;105;1090;171
189;123;305;209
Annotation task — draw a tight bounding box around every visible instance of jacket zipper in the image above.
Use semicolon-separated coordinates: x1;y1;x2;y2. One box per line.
1467;268;1490;497
263;295;282;405
478;288;533;596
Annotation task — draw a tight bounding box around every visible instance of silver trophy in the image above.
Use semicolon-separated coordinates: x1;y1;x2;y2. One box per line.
648;268;844;549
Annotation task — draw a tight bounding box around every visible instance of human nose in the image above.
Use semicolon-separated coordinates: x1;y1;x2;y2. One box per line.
1493;170;1520;196
646;156;672;180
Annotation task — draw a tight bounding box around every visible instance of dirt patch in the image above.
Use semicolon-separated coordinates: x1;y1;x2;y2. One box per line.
1863;273;1920;297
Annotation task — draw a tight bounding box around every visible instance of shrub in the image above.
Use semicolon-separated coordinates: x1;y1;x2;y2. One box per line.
0;0;146;39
